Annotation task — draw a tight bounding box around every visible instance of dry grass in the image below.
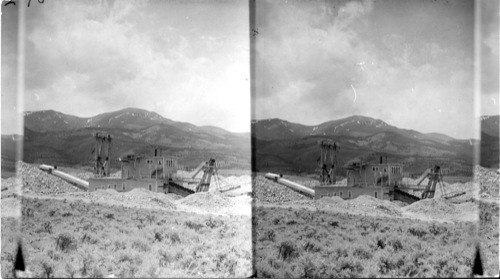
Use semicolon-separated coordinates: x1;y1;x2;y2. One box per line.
4;197;252;278
254;206;479;278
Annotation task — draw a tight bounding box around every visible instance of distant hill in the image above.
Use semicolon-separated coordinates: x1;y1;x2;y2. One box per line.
252;116;476;176
3;108;250;172
481;115;499;138
481;115;499;168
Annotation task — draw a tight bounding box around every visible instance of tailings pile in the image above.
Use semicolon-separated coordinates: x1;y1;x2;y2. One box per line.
65;188;178;210
331;195;402;217
176;191;251;216
17;161;84;194
405;198;461;220
253;175;309;204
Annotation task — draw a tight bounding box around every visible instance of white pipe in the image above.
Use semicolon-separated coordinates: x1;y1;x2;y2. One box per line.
39;165;89;190
265;173;315;198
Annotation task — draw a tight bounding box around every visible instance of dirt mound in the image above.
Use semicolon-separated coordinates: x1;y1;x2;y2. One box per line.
475;165;499;198
253;176;309;203
62;187;178;210
174;191;251;216
405;198;457;215
344;195;402;216
216;175;252;193
17;161;84;194
436;181;478;202
296;195;401;217
177;191;231;209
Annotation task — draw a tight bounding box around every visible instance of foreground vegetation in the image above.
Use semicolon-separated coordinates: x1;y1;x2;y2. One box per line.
254;206;478;278
1;197;251;278
479;201;499;275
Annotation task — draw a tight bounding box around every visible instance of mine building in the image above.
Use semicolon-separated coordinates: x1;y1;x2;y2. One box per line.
88;145;196;196
314;157;404;201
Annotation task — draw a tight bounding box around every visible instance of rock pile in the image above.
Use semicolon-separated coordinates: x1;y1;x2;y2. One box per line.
253;176;309;204
177;191;232;209
335;195;402;217
405;198;458;216
17;161;84;194
64;188;178;210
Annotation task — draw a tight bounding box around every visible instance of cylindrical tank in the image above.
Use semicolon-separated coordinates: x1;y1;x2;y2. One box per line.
265;173;315;198
39;164;89;190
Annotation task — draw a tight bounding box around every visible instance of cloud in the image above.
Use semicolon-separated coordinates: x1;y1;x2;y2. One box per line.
20;0;249;132
255;0;476;139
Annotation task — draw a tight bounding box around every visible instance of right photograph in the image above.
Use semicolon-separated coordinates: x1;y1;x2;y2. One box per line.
252;0;496;277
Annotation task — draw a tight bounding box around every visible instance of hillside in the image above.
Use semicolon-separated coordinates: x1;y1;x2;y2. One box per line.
2;108;250;173
252;116;475;176
480;115;499;168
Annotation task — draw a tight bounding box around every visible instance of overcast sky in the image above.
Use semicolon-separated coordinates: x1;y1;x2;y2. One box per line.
2;0;250;134
254;0;498;139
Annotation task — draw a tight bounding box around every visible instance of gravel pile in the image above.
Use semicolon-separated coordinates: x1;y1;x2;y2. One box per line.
405;198;458;215
215;175;252;193
177;192;232;209
64;188;178;210
253;176;309;204
17;161;85;194
338;195;402;217
475;165;499;198
283;195;402;217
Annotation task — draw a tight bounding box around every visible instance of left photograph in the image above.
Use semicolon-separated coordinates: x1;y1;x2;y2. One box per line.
1;0;252;278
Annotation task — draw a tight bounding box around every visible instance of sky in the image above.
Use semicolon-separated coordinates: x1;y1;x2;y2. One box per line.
1;0;250;134
254;0;498;139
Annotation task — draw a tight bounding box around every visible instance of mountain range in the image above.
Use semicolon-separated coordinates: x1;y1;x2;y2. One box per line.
1;109;497;177
2;108;250;174
251;115;495;175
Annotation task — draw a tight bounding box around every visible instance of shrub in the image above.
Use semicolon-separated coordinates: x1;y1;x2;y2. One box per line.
154;232;163;242
145;214;156;225
55;233;77;253
132;240;150;252
105;213;114;219
43;222;53;234
303;241;321;253
389;239;403;251
80;255;94;277
113;240;127;251
184;221;204;231
40;260;54;278
206;217;223;228
329;220;339;227
429;223;447;235
370;221;380;232
89;266;104;278
167;232;181;244
23;208;34;217
278;241;299;261
376;239;386;250
64;263;76;278
158;250;173;267
353;247;372;260
408;227;427;238
48;210;57;217
263;230;276;242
